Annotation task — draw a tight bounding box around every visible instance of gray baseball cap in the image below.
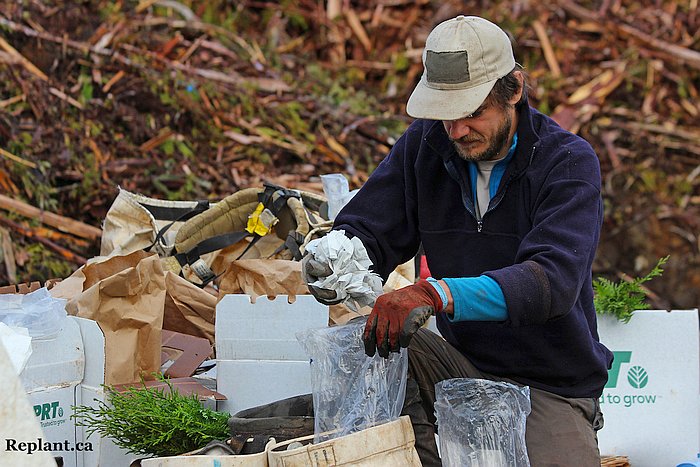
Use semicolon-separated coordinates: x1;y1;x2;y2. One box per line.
406;16;516;121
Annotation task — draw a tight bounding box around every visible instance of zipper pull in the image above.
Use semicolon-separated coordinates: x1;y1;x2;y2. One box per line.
477;221;483;233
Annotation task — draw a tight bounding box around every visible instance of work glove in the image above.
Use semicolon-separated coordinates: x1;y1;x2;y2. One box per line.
301;253;342;305
363;280;443;358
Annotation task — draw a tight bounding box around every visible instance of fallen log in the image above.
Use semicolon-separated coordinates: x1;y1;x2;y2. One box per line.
0;217;87;265
0;194;102;240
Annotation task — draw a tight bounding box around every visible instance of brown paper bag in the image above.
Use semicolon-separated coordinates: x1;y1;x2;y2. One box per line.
48;266;86;301
217;259;308;302
204;234;291;279
215;257;415;325
163;272;217;344
67;250;166;385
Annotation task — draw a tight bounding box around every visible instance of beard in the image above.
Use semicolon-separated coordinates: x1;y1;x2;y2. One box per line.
451;111;513;162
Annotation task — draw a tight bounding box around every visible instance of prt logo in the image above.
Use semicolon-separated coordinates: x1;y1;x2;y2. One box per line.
33;401;64;420
605;351;650;389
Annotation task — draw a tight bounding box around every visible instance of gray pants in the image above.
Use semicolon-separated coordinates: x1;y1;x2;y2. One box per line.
402;328;604;467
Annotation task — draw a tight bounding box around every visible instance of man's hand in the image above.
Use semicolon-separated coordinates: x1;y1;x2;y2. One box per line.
363;280;444;358
301;253;342;305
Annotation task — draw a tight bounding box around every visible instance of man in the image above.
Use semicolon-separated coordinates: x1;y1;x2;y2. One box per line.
303;15;612;466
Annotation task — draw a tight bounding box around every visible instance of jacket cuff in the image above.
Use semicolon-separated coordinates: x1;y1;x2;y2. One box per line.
485;260;551;327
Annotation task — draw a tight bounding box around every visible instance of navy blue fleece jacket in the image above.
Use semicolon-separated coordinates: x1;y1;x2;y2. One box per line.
333;103;613;398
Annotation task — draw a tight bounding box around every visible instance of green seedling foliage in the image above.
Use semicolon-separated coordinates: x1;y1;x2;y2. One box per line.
594;256;669;323
72;375;230;457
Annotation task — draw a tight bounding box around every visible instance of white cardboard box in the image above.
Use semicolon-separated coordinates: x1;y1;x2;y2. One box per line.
215;295;328;414
12;313;145;466
597;309;700;466
20;316;84;467
74;317;142;467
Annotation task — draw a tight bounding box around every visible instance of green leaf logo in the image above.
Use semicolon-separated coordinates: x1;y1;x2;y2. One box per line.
627;366;649;389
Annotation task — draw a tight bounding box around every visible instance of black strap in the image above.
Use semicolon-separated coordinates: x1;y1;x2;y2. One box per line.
141;200;210;221
143;200;210;253
174;231;252;287
174;185;308;285
285;231;305;260
235;234;263;260
260;182;301;217
188;233;263;288
268;230;304;260
174;231;251;267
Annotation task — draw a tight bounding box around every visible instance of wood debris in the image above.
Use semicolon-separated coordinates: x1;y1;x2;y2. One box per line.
0;1;697;308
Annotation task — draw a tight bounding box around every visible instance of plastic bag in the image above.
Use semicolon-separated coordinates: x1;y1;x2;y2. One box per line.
434;378;531;467
296;318;408;443
321;173;358;220
0;287;67;339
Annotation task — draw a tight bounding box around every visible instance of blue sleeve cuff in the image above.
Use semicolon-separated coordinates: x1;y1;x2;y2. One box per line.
426;277;448;312
443;276;507;322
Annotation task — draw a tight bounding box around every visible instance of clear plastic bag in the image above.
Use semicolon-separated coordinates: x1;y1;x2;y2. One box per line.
0;287;67;339
435;378;531;467
321;173;358;220
296;318;408;443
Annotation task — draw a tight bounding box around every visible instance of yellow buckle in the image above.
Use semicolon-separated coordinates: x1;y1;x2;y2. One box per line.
246;203;278;236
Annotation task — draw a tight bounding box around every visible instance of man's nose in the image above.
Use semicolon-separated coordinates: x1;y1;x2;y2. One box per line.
446;119;471;139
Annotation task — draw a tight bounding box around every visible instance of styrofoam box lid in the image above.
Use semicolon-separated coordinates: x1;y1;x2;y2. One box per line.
216;359;312;415
20;316;84;392
215;295;328;361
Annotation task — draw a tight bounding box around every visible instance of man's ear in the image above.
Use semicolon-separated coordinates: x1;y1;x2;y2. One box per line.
509;71;525;105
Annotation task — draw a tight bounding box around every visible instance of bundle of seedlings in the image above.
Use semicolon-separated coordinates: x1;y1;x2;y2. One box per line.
594;256;669;324
72;375;230;457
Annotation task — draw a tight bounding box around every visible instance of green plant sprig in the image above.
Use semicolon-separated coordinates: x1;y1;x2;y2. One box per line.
594;256;669;323
72;375;230;457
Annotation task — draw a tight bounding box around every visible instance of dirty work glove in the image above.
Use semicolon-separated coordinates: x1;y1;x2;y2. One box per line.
363;280;443;358
301;253;342;305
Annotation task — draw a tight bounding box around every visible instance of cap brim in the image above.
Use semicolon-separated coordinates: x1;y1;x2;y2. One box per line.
406;77;497;121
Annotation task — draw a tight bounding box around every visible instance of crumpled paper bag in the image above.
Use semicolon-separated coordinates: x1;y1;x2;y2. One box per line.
62;250;165;385
163;272;216;344
217;259;309;302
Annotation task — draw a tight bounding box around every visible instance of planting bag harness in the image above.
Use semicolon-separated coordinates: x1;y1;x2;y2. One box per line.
161;182;330;284
101;183;331;286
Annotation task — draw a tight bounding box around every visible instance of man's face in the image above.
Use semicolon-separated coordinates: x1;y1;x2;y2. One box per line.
442;101;514;162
